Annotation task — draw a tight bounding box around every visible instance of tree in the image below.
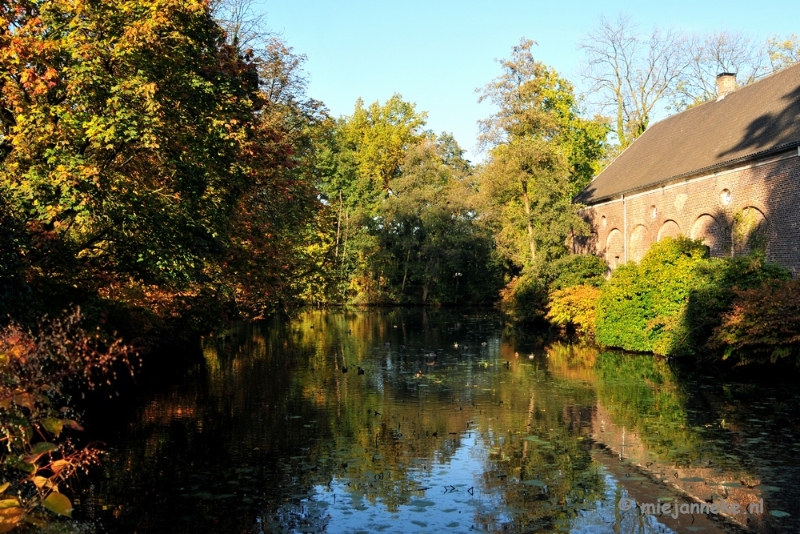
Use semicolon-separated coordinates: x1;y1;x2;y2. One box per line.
211;0;268;50
673;31;768;110
313;95;429;303
579;15;687;147
767;34;800;73
340;95;428;201
0;0;325;326
477;39;608;268
375;134;500;304
580;16;800;132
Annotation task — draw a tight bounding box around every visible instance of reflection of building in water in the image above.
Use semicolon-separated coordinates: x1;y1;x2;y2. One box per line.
591;403;767;532
575;64;800;275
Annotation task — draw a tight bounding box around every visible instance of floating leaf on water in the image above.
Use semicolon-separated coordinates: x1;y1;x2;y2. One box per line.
42;492;72;518
524;436;547;444
769;510;791;518
521;480;546;487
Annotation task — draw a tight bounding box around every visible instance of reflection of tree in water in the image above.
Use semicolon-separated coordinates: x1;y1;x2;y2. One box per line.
81;313;797;533
467;347;604;532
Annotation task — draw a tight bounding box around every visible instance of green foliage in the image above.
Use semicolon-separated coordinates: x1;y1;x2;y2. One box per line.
545;254;607;291
476;38;609;269
0;0;326;330
596;237;790;356
499;272;548;323
0;310;133;531
314;99;502;306
708;279;800;366
597;237;719;354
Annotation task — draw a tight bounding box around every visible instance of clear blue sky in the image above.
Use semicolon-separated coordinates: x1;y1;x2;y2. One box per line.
260;0;796;162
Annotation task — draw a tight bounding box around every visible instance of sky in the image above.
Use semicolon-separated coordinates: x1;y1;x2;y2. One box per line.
257;0;797;162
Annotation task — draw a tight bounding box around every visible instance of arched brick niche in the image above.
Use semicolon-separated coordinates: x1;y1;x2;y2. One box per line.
629;225;650;262
690;214;727;256
732;206;768;255
606;229;624;268
657;220;682;242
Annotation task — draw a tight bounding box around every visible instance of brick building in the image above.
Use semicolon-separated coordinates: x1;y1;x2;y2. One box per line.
575;63;800;275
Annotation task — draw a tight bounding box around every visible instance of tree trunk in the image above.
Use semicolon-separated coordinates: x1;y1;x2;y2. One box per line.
521;180;536;264
401;248;411;293
335;190;342;259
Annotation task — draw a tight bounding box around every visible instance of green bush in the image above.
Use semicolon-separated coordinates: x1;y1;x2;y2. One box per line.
595;237;790;356
545;254;607;291
596;237;713;355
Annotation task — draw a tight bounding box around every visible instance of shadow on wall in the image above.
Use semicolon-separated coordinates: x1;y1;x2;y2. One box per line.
690;206;770;259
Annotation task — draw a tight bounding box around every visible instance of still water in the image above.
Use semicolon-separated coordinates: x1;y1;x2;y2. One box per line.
77;309;800;533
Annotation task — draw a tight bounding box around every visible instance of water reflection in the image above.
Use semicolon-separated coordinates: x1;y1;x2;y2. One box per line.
79;309;799;533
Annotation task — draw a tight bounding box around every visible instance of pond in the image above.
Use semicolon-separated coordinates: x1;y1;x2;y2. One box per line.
75;309;800;533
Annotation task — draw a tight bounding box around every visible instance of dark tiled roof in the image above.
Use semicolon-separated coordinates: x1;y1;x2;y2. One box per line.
575;62;800;204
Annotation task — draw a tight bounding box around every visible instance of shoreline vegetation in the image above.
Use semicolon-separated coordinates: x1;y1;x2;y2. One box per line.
1;1;799;529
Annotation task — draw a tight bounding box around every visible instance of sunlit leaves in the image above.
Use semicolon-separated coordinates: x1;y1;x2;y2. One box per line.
476;39;608;269
42;492;72;518
0;310;133;527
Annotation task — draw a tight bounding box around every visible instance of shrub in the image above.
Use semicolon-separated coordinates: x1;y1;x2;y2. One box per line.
546;284;602;337
596;237;714;355
499;272;548;323
708;279;800;366
595;237;790;356
545;254;607;291
0;310;134;531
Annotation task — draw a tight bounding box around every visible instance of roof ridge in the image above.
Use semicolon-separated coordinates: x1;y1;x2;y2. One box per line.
576;62;800;204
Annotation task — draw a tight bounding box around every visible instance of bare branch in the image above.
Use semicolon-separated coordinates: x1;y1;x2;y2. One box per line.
579;14;688;147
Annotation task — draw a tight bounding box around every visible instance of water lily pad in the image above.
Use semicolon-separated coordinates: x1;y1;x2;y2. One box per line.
769;510;791;518
42;492;72;518
522;479;546;487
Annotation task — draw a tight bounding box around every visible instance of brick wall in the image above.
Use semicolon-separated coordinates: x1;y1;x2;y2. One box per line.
579;150;800;276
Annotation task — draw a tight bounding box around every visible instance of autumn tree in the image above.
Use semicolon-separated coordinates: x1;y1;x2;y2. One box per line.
767;34;800;73
314;95;429;302
374;134;501;304
477;39;608;269
0;0;326;327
